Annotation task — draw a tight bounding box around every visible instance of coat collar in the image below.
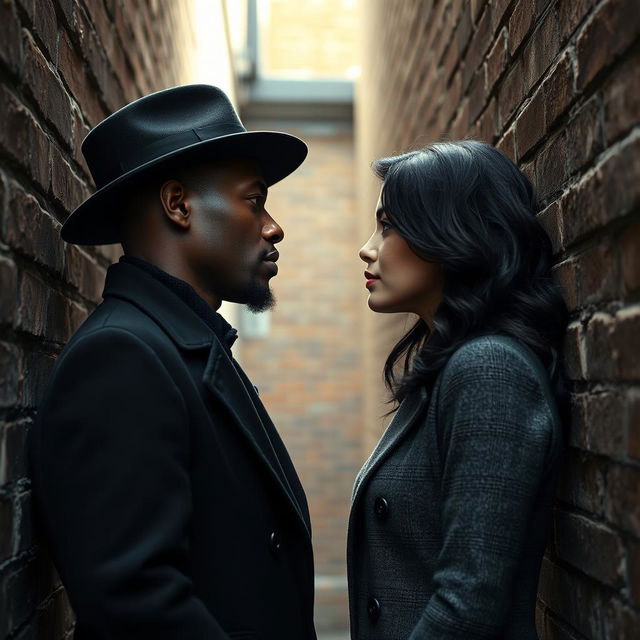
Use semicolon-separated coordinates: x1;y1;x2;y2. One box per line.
102;260;311;538
102;261;219;350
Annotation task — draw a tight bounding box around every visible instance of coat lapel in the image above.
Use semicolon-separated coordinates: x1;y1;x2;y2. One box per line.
103;261;310;538
203;341;311;538
351;387;429;507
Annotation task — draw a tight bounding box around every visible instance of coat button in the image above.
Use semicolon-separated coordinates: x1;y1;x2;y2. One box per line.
268;531;282;558
367;596;381;622
374;496;389;520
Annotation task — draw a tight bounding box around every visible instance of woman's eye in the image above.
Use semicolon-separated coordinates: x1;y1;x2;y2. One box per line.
380;219;392;232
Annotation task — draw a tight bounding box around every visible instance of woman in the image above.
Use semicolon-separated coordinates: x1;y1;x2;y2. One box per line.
347;140;568;639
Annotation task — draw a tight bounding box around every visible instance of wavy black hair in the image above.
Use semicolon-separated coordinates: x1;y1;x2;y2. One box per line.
374;140;568;405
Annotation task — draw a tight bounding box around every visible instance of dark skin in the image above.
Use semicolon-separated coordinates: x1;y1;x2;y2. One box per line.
120;157;284;311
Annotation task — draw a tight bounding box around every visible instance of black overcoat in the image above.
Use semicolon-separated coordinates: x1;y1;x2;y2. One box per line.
30;260;316;640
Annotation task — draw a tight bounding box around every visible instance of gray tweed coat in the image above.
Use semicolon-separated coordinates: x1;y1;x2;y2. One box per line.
347;334;563;639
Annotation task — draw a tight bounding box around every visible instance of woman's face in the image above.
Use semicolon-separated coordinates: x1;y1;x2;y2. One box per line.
359;189;443;325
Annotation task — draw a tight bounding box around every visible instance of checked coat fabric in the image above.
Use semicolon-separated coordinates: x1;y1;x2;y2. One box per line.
347;335;564;640
29;258;316;640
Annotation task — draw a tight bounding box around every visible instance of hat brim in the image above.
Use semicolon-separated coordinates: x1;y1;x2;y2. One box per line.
61;130;308;245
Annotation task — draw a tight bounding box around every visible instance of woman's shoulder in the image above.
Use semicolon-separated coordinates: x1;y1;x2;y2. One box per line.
438;333;553;395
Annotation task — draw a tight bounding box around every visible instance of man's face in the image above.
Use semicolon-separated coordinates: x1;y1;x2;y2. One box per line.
184;158;283;312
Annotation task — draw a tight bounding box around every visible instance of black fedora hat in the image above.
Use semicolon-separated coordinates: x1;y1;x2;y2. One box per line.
61;84;308;245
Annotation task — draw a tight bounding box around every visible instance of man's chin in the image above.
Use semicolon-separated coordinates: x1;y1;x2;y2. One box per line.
244;281;276;313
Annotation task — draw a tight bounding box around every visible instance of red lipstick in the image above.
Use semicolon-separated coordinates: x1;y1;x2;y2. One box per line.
364;271;379;289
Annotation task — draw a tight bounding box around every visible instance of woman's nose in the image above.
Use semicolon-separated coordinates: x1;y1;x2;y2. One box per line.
359;236;377;263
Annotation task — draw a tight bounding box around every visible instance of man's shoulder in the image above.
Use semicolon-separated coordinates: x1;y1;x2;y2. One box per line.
60;296;177;368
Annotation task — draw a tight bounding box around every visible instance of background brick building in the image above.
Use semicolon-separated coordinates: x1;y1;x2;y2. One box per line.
1;0;639;638
358;1;640;638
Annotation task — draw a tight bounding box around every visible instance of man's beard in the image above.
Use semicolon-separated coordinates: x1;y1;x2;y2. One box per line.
242;277;276;313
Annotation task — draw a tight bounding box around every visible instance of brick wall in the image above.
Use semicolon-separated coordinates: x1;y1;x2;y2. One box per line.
0;1;202;636
357;0;639;637
240;123;361;632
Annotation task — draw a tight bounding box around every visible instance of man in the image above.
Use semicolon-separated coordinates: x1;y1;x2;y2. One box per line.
29;85;316;639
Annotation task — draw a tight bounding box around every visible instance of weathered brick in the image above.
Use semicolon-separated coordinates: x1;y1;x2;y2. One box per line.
563;321;585;381
496;124;516;161
467;67;487;123
629;538;640;606
0;255;18;326
474;97;497;143
561;132;640;247
498;59;525;125
555;511;625;587
552;258;578;312
21;349;57;409
571;392;627;458
0;0;24;77
0;554;40;638
565;96;604;176
64;244;105;303
576;0;640;90
57;30;105;128
32;0;57;61
603;46;640;144
605;463;640;535
0;420;30;484
23;30;73;145
5;181;64;273
612;305;640;380
538;558;605;639
604;597;640;640
556;448;605;516
522;7;561;92
627;390;640;461
485;26;508;93
574;239;619;306
515;86;545;158
50;143;90;214
584;312;616;381
508;1;536;55
0;341;19;408
557;0;595;44
542;50;575;129
535;133;568;201
17;270;87;343
0;85;51;192
462;5;492;92
537;201;563;256
74;3;125;113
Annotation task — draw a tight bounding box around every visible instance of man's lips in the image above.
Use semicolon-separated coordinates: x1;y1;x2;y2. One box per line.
261;250;279;276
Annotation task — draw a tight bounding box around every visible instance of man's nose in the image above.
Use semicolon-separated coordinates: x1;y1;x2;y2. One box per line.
262;212;284;244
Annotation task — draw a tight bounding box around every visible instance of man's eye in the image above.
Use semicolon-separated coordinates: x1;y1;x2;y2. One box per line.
247;195;263;207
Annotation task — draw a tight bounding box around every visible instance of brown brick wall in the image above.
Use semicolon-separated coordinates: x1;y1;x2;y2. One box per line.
357;0;639;637
240;125;361;632
0;1;199;636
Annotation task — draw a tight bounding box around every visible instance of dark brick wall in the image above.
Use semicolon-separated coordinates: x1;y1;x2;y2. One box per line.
0;1;197;637
357;1;639;638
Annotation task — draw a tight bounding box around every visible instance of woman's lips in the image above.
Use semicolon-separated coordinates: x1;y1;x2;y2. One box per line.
364;271;380;289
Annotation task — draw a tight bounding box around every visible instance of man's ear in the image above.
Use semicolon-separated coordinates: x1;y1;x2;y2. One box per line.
159;179;190;229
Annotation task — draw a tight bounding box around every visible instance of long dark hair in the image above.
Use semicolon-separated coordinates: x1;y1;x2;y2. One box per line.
374;140;568;405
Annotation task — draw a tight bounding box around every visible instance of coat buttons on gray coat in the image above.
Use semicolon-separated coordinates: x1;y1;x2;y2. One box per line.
367;596;381;622
269;531;282;558
374;496;389;520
